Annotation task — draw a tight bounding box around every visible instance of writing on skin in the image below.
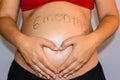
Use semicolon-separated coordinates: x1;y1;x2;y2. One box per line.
33;13;83;29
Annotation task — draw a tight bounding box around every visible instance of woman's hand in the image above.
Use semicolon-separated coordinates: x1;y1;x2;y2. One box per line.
58;34;97;79
17;35;58;79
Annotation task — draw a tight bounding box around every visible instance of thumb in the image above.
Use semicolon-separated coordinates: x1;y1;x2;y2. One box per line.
41;39;58;51
60;38;74;50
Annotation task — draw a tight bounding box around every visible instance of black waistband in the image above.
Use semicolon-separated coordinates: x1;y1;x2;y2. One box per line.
7;60;106;80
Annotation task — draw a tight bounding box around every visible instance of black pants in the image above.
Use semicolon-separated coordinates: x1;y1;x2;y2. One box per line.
7;60;106;80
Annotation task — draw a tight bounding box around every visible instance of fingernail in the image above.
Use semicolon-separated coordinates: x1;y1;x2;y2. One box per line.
63;75;67;78
54;47;58;50
72;73;75;76
52;74;55;79
47;76;50;79
39;74;42;77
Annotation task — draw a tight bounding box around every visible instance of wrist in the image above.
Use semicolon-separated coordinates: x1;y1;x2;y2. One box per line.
14;32;28;49
87;32;102;48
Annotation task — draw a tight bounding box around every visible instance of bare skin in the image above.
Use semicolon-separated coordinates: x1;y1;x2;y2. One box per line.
0;0;119;80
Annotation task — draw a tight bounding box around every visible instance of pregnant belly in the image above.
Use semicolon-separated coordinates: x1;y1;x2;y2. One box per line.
21;23;88;67
21;11;92;67
15;3;98;79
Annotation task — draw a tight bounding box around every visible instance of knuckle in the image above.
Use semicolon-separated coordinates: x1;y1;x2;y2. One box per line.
40;71;44;75
41;71;46;76
45;70;50;74
83;58;88;63
67;68;72;72
42;66;51;73
26;59;32;65
32;58;37;62
76;58;88;67
64;69;69;73
47;72;52;77
42;74;49;78
76;59;82;64
31;58;38;64
47;66;53;71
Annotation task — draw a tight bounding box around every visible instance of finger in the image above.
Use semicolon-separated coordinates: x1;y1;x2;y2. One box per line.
38;73;42;78
44;60;58;74
33;67;50;79
42;50;58;74
60;37;75;50
32;63;51;79
41;38;58;51
38;47;57;74
34;59;56;79
58;47;78;73
37;49;57;78
64;62;83;78
58;47;80;77
40;75;48;79
38;70;50;79
60;60;80;78
31;65;50;79
58;55;76;75
40;71;50;79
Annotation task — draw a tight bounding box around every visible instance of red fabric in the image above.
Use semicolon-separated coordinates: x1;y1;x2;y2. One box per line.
20;0;94;11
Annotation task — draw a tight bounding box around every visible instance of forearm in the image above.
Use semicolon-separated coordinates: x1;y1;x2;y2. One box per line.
0;17;25;48
89;15;119;48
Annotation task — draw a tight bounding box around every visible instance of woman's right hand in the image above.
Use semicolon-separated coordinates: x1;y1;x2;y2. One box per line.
17;35;58;79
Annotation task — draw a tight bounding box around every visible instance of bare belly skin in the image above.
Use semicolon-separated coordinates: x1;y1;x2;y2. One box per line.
15;1;98;79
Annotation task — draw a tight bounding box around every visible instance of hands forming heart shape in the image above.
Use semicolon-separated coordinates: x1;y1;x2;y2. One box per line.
19;34;96;79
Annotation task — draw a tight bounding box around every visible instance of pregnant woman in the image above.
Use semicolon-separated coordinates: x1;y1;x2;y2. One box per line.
0;0;119;80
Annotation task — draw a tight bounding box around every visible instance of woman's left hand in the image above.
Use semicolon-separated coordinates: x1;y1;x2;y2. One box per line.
58;34;97;78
